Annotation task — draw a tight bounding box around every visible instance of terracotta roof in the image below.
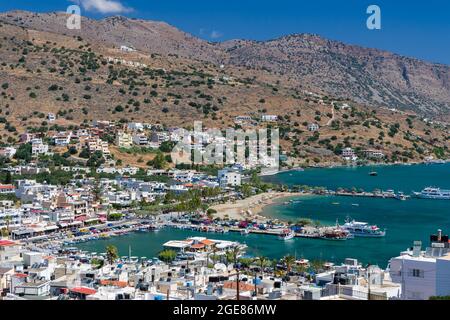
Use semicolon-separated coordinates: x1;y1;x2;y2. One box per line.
201;239;214;246
14;273;28;278
70;287;97;295
223;281;255;292
0;184;14;189
0;240;16;247
99;280;128;288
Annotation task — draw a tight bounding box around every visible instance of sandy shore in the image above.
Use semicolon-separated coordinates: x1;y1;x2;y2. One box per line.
210;192;306;221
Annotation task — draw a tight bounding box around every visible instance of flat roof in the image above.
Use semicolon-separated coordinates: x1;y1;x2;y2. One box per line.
163;240;192;248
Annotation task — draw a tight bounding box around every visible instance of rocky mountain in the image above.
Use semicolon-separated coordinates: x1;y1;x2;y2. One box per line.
0;10;448;164
1;10;449;119
220;35;450;117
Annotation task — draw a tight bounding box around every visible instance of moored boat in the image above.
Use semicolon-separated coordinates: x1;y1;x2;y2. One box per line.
341;218;386;237
278;229;295;241
413;187;450;200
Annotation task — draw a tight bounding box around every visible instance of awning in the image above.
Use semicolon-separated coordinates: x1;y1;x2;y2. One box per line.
12;229;34;235
44;226;59;231
68;221;83;226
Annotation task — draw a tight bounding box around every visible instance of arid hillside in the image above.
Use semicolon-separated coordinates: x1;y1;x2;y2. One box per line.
2;11;449;119
0;11;448;164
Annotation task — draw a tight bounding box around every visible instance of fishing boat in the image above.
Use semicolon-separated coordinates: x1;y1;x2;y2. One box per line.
319;228;350;241
341;218;386;237
278;229;295;241
413;187;450;200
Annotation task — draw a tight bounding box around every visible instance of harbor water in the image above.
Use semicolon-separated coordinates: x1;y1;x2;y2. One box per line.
75;163;450;267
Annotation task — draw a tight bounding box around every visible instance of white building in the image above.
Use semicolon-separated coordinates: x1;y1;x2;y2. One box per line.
31;139;49;156
116;132;133;149
88;138;110;156
0;147;17;158
133;134;148;146
342;147;358;161
128;122;144;132
261;115;278;122
234;116;252;124
54;131;72;146
0;209;22;230
363;149;385;160
0;240;22;263
47;113;56;122
389;238;450;300
218;170;241;188
151;132;170;143
307;123;320;132
120;45;136;52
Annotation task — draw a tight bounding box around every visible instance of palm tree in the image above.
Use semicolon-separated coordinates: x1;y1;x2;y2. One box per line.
227;246;244;300
4;215;12;238
283;255;296;274
105;245;119;265
255;256;269;278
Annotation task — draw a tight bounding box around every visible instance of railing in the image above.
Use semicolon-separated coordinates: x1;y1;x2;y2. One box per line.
319;284;388;300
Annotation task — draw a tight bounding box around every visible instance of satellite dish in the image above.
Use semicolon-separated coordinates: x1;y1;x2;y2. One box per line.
220;64;225;69
227;264;234;271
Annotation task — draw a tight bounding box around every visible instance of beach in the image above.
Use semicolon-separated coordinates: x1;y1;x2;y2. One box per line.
210;192;305;221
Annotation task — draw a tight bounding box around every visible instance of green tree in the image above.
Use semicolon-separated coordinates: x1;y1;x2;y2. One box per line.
148;151;167;169
3;215;12;238
14;143;32;162
105;245;119;265
158;249;177;263
283;255;296;274
255;256;269;278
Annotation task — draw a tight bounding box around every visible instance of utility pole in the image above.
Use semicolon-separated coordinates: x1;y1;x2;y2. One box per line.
254;270;257;298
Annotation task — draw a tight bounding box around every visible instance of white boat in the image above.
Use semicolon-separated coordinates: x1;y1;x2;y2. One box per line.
240;229;250;235
395;192;408;201
413;187;450;200
278;229;295;240
341;218;386;237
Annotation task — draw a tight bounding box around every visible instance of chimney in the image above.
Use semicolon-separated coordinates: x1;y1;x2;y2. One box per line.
437;229;442;242
412;241;422;257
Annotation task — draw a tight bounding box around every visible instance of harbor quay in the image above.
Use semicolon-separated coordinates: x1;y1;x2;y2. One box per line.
1;146;449;302
2;222;450;300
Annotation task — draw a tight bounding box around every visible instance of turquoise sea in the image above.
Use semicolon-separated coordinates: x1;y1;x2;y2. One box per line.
75;163;450;267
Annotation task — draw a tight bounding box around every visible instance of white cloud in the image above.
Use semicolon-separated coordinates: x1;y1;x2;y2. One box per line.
210;30;223;39
75;0;133;14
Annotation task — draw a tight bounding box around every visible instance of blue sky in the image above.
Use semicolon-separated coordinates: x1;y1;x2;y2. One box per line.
2;0;450;65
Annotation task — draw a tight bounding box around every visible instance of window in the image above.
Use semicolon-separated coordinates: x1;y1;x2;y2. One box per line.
408;268;424;278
